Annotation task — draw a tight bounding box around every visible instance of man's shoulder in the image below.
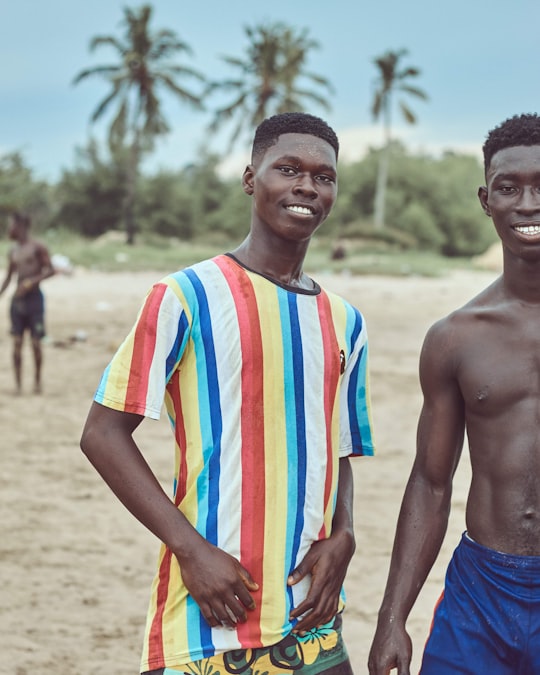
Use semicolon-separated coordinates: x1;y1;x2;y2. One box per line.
156;256;229;300
319;284;364;318
162;255;222;281
26;237;48;253
424;281;502;350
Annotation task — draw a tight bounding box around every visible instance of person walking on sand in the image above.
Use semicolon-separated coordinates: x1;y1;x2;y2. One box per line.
80;112;376;675
369;112;540;675
0;211;55;394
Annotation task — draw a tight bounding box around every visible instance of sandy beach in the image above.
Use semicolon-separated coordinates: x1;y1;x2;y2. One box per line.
0;265;499;674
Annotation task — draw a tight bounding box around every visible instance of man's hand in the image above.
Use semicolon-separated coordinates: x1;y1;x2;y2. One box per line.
14;278;34;297
288;528;354;634
176;539;259;629
368;623;413;675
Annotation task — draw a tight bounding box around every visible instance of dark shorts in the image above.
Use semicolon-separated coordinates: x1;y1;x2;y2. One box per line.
10;289;45;338
421;532;540;674
142;613;353;675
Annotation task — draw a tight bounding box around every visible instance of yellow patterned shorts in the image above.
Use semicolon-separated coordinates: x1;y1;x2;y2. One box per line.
142;613;352;674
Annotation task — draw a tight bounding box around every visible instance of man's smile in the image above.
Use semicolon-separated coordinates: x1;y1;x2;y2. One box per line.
285;204;316;216
512;223;540;236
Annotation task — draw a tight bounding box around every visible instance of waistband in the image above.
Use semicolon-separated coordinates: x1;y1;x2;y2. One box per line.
461;531;540;571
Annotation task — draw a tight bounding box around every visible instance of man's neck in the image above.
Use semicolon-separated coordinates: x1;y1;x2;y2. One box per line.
231;238;312;289
503;254;540;303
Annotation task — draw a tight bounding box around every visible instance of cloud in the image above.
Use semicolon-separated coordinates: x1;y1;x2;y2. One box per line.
337;124;483;162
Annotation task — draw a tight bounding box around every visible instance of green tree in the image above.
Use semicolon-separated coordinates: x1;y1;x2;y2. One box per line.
207;22;333;150
52;140;125;237
72;4;205;244
0;153;52;233
137;150;229;240
370;48;428;230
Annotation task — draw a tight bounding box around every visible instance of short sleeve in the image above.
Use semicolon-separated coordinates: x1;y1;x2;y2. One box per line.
94;281;190;419
339;315;375;458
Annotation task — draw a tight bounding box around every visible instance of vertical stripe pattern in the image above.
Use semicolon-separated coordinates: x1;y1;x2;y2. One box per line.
94;255;375;672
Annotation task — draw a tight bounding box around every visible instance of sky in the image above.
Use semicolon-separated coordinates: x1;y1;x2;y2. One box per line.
2;0;540;182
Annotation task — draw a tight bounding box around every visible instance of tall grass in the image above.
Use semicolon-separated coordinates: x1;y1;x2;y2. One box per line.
0;229;478;277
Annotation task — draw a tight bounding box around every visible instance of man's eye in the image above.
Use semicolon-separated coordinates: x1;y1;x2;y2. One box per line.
317;175;334;183
279;166;296;175
498;186;516;194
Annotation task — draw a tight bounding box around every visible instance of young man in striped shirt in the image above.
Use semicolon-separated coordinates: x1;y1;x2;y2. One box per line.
81;112;375;675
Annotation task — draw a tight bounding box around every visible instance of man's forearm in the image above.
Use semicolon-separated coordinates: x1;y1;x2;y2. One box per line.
80;404;203;555
332;457;355;536
376;474;451;624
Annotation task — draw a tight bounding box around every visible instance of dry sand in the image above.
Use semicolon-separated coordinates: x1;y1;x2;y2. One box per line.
0;265;499;674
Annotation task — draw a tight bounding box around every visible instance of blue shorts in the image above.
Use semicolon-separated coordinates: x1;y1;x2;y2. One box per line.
10;289;45;338
421;532;540;674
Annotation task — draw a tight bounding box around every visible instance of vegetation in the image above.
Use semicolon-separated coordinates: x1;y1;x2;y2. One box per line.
0;227;484;279
1;141;496;276
2;5;497;277
371;49;428;230
206;22;333;150
72;4;206;244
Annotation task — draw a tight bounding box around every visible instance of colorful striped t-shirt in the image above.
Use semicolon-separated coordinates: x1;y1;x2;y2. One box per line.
94;254;375;672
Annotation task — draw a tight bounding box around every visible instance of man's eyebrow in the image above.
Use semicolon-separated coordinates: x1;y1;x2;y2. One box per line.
492;172;520;180
276;155;337;173
490;172;540;184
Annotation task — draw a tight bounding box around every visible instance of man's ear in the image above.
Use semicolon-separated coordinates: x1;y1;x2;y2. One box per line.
242;165;255;195
478;186;491;216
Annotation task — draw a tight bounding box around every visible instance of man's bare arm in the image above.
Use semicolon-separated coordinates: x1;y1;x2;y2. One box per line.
80;402;258;628
0;252;15;296
368;319;465;675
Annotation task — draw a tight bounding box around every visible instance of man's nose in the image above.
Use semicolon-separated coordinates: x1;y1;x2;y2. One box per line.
518;187;540;212
293;174;317;196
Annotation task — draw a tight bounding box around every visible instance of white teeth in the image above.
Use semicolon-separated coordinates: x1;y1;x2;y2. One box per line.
515;225;540;235
287;205;312;215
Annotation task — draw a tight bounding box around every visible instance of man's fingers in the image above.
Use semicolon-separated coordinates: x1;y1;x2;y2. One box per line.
239;567;259;592
288;558;311;585
211;604;240;629
397;656;411;675
236;567;258;610
202;605;221;628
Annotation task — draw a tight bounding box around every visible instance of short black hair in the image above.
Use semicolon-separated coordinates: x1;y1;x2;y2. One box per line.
11;211;31;229
483;113;540;171
251;112;339;162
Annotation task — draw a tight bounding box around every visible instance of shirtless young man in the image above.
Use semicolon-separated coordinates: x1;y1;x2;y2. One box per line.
80;113;375;675
0;211;55;394
368;113;540;674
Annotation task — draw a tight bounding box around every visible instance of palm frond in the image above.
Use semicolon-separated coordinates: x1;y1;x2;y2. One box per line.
72;65;121;85
158;64;206;82
90;79;126;122
89;35;125;54
371;91;383;120
75;3;207;148
398;84;429;100
155;74;204;108
398;101;416;125
207;20;332;150
370;48;427;126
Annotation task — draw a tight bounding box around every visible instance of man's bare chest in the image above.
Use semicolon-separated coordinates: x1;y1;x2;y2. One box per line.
457;315;540;414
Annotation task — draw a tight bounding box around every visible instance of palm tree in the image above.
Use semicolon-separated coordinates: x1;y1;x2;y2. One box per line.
207;22;334;151
371;48;428;230
73;4;205;244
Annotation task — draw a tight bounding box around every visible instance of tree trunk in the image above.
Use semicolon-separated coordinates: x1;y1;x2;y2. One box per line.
373;100;392;231
373;143;389;231
123;140;139;245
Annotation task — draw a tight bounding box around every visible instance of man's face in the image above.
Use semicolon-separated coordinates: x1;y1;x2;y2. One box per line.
7;217;19;240
479;145;540;259
243;132;338;244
